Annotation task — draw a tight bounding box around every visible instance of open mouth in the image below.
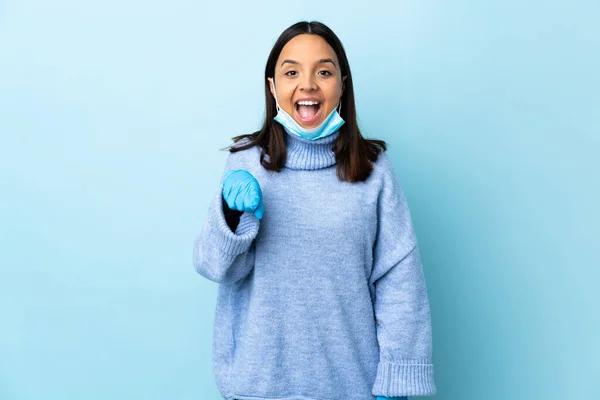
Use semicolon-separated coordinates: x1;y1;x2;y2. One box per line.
294;101;323;124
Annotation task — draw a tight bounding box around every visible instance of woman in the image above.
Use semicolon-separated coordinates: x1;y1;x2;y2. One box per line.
193;21;437;400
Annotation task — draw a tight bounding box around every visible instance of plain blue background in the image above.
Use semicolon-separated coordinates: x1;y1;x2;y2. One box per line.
1;1;599;399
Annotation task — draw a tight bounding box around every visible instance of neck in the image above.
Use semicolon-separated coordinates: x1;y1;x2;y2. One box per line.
282;125;340;170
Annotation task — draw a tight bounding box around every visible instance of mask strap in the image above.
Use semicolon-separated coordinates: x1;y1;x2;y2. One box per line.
271;78;280;111
337;80;343;114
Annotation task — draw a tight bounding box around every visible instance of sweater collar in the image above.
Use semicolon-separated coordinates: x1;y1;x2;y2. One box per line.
282;125;340;170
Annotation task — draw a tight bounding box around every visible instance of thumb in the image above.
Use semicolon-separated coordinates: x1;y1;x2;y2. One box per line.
254;198;264;220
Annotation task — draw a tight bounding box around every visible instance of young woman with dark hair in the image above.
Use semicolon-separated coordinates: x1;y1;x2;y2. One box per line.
194;20;437;400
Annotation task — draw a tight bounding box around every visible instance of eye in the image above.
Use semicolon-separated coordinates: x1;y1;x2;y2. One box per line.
284;70;332;77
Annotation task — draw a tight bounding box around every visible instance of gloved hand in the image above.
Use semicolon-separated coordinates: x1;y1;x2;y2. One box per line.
222;169;264;219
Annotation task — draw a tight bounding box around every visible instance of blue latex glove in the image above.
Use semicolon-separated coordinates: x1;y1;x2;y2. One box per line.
376;397;407;400
222;169;264;219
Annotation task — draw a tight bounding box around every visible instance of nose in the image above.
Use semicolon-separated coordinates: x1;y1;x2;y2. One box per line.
299;74;317;91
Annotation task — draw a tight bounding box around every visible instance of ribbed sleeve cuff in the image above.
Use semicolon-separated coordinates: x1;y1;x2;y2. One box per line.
211;188;260;258
372;360;436;397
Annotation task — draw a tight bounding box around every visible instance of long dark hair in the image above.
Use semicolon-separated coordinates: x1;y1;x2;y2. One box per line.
222;20;387;183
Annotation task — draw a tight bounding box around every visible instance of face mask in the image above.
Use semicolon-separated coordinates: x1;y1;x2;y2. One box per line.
270;78;345;141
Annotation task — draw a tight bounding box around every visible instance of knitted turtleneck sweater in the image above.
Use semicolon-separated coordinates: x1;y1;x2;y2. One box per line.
193;125;436;400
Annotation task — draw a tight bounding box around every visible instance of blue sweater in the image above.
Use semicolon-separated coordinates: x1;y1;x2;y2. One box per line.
193;126;436;399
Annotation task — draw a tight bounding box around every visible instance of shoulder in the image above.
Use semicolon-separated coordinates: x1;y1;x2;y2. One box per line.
231;136;255;149
370;149;399;183
224;136;260;171
372;148;392;170
369;149;410;204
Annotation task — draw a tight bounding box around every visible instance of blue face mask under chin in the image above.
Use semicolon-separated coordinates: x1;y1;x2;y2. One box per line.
269;78;345;141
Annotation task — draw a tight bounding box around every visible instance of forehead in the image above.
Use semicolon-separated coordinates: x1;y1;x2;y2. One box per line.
276;34;339;67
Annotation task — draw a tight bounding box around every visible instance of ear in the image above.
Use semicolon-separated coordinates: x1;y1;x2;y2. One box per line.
341;76;347;94
267;77;274;96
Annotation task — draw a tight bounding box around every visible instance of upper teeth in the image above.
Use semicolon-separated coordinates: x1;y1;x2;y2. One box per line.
297;100;320;105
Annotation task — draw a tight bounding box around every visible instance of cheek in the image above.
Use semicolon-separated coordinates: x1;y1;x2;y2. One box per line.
277;90;296;112
281;89;295;103
324;85;342;103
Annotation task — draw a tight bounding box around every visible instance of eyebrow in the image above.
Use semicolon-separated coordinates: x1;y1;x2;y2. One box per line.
280;58;336;68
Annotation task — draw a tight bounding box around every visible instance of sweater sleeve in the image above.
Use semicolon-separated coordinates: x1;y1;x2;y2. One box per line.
192;150;260;285
369;153;436;397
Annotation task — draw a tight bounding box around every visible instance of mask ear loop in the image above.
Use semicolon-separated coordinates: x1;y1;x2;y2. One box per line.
337;99;342;114
270;78;281;112
337;81;344;114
